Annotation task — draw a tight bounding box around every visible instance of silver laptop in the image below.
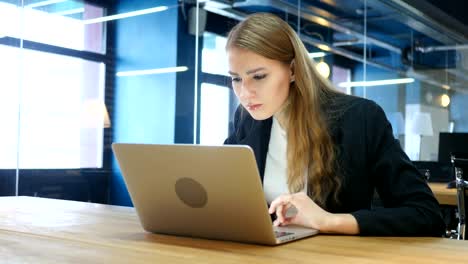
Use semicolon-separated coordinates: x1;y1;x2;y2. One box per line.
112;143;318;245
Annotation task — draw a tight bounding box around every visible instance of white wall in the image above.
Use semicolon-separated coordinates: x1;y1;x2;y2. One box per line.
405;104;449;161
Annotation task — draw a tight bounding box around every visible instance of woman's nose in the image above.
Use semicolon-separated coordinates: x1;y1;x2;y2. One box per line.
238;82;255;100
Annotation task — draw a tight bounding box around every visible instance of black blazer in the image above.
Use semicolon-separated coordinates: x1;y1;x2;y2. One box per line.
224;94;445;236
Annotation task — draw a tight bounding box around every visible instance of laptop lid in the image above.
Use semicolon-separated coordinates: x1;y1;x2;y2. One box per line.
112;143;317;245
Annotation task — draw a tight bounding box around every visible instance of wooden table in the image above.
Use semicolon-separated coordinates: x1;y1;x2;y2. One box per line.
1;196;467;263
428;182;457;206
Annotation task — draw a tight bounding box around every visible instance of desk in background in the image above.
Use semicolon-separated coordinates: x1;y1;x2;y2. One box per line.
428;182;457;206
0;196;467;263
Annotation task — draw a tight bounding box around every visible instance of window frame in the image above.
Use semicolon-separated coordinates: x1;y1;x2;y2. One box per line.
0;0;115;202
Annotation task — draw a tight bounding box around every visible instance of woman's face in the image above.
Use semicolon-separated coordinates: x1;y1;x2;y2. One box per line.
227;47;293;120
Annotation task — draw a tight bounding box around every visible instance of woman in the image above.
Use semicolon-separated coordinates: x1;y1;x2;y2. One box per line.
224;13;445;236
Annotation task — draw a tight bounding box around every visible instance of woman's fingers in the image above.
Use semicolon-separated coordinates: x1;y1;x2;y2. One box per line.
268;196;282;214
269;194;293;212
269;195;296;226
276;203;285;224
270;192;332;230
277;203;293;223
274;215;295;226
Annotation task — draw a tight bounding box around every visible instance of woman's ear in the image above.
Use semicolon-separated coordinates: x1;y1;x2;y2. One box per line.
290;59;295;83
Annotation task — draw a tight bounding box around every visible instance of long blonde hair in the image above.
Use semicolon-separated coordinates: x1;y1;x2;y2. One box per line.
226;13;342;207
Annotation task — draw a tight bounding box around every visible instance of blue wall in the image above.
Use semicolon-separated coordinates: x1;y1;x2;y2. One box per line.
111;0;178;206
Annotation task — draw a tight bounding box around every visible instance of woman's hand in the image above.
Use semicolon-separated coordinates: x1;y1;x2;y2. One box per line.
268;192;330;230
268;192;359;234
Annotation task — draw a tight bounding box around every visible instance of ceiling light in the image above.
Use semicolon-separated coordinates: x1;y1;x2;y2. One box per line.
338;78;414;88
440;94;450;107
116;66;188;77
317;44;331;52
309;52;326;58
316;61;330;79
83;6;168;25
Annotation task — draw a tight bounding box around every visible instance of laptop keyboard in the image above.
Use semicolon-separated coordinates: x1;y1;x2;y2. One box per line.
274;231;294;238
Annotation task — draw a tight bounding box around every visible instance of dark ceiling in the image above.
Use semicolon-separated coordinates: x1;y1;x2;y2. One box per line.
424;0;468;26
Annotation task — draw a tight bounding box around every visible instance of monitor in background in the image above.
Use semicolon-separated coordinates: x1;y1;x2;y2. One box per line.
438;132;468;165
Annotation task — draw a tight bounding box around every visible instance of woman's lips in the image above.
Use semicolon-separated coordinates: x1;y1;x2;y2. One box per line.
246;104;263;111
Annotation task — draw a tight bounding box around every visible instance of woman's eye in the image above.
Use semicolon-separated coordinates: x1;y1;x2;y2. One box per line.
231;77;241;83
253;74;267;80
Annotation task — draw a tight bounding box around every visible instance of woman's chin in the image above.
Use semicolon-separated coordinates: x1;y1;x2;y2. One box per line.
248;111;272;121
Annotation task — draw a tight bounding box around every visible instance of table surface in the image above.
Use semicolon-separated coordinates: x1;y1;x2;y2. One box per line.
428;182;457;206
1;196;467;264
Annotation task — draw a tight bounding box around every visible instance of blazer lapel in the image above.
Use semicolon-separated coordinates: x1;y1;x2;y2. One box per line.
239;118;272;183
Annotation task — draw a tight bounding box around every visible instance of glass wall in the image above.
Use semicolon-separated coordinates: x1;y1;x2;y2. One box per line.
0;0;109;201
2;0;467;205
0;0;21;196
197;0;468;166
200;31;236;145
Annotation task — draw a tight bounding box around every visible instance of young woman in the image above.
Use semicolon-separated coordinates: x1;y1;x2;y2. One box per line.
224;13;445;236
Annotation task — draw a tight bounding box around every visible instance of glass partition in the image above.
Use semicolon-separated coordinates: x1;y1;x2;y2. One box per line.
197;0;468;164
0;0;21;196
110;0;185;204
1;0;110;202
3;0;467;205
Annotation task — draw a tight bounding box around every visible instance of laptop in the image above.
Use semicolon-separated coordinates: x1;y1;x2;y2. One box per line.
112;143;318;245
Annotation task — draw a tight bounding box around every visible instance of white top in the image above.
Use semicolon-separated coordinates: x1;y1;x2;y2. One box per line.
263;117;308;205
263;117;289;204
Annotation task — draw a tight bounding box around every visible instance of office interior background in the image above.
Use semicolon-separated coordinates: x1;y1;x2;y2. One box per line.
0;0;467;206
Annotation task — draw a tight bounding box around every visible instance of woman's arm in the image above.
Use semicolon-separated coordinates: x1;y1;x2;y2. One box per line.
324;213;359;234
270;99;445;236
350;101;445;236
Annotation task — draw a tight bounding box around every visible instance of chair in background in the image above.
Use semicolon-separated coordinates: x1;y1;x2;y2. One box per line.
451;153;468;240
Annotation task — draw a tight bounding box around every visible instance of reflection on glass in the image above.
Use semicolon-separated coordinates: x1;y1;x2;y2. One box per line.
331;66;351;94
338;78;415;88
83;5;167;24
0;0;104;53
116;66;188;77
